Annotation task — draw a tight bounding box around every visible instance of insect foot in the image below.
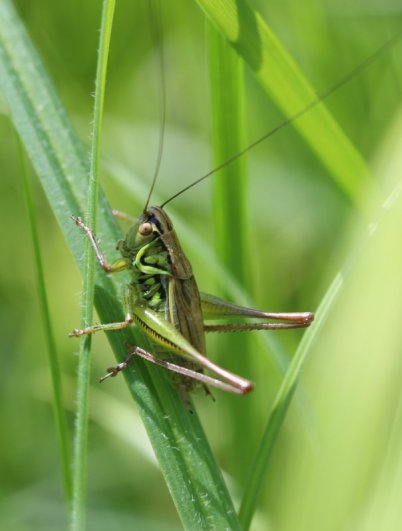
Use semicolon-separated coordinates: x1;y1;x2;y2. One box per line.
99;362;128;383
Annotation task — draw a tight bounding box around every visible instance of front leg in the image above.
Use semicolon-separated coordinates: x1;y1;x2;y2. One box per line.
69;284;134;337
73;216;130;273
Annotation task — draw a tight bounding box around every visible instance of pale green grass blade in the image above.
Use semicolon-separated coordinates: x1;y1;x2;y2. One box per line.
195;0;372;204
239;272;341;528
0;1;241;529
269;128;402;530
238;134;402;528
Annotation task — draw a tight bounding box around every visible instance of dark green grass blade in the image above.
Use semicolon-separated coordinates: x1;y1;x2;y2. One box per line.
0;1;241;529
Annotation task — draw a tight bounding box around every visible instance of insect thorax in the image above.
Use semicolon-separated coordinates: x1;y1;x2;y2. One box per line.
118;234;171;311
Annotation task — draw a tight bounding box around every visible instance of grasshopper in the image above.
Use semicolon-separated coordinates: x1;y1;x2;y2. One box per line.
69;208;313;395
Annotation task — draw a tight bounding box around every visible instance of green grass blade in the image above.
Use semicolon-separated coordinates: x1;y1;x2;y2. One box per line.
266;140;402;529
71;1;115;530
0;1;241;528
194;0;372;204
209;27;248;282
17;136;73;511
208;24;256;482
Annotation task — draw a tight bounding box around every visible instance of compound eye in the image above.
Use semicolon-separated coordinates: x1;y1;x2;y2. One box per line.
139;222;153;236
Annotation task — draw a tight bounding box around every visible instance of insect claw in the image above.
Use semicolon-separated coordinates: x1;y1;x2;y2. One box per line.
99;368;115;383
99;362;127;383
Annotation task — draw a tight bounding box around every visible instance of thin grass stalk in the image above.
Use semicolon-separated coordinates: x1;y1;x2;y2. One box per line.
71;1;116;529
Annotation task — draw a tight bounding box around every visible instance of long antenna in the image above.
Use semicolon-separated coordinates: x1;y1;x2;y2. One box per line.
161;31;401;208
144;0;166;212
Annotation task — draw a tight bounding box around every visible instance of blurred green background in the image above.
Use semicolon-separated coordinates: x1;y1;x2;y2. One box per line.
1;0;402;529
